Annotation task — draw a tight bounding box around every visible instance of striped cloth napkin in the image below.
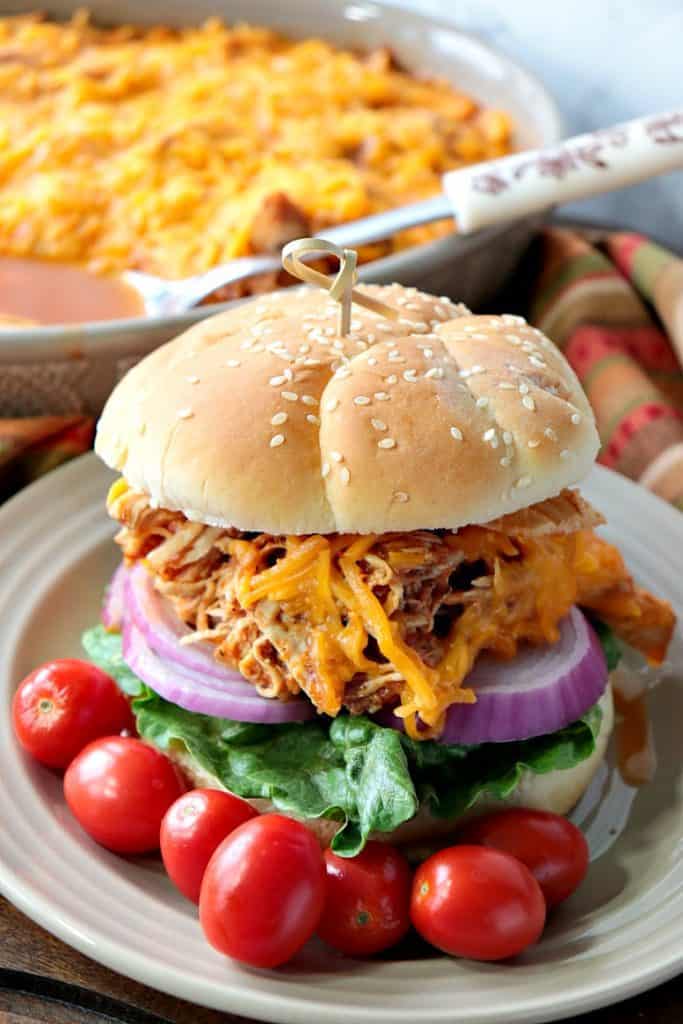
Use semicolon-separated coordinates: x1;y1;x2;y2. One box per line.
0;229;681;509
531;229;683;510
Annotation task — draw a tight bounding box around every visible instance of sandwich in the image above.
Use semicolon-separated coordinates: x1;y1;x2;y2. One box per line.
87;280;675;855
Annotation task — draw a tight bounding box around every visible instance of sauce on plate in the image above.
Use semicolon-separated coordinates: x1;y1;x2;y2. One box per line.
0;257;144;326
612;667;657;787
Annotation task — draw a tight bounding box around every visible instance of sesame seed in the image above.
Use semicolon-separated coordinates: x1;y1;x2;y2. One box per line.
301;394;317;406
241;339;254;350
186;375;200;384
490;436;499;448
304;358;321;367
378;437;396;449
560;448;571;460
519;381;530;395
412;323;430;333
462;324;478;333
281;391;298;402
544;427;558;441
500;456;511;467
503;314;526;325
450;426;463;441
498;381;515;390
388;348;400;358
393;491;410;503
335;368;351;379
403;370;418;382
177;408;193;420
483;428;497;441
388;354;405;363
354;395;371;406
331;450;343;463
505;334;521;345
325;397;340;412
516;475;532;489
321;462;330;478
283;368;294;381
459;369;473;379
529;355;546;368
350;320;362;331
371;418;387;431
271;412;288;426
306;413;320;425
340;466;351;485
502;431;513;445
323;327;336;337
376;323;392;333
528;439;540;448
251;344;264;353
522;395;536;411
422;347;434;358
434;303;448;318
571;412;582;425
405;302;422;311
270;434;285;448
333;339;345;350
424;367;443;379
374;391;390;401
269;374;286;387
368;356;378;366
385;375;398;385
476;397;489;409
471;333;489;341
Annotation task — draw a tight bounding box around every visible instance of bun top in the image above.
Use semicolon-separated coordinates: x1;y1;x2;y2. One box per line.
95;284;599;534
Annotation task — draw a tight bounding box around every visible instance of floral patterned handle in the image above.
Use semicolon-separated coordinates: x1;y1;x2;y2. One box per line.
444;110;683;234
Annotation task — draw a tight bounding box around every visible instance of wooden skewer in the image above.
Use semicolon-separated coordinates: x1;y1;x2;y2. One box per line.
281;237;400;335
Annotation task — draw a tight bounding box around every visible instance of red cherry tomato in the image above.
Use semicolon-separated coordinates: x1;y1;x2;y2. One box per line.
411;845;545;961
458;809;589;908
317;842;412;956
161;788;258;903
64;737;186;854
200;814;326;967
12;659;134;770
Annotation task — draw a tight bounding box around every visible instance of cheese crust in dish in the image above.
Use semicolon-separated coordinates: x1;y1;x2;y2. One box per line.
0;13;512;279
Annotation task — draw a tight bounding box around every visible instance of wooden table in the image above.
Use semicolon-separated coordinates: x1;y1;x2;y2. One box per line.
0;894;681;1024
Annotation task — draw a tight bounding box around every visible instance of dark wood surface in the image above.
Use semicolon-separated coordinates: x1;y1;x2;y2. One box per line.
0;893;681;1023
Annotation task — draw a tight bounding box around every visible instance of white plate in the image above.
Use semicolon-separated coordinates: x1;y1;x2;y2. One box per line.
0;454;682;1024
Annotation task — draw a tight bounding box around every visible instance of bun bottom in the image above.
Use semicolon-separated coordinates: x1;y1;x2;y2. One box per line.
167;682;614;849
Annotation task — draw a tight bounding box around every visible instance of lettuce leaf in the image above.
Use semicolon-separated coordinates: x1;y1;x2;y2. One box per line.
83;625;603;856
591;618;623;671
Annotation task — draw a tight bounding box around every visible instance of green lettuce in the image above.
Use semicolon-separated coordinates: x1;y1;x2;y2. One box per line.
83;624;604;856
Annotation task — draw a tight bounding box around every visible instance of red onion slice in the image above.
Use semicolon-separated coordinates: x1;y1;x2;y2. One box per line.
377;608;608;745
122;617;314;723
101;563;127;631
125;564;246;683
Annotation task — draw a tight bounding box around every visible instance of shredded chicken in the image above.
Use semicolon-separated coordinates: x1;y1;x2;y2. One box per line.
109;482;676;733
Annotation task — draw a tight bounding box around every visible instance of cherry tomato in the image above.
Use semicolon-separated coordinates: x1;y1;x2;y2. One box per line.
64;737;186;854
200;814;326;967
317;842;412;956
458;809;589;908
411;845;545;961
161;788;258;903
12;659;134;770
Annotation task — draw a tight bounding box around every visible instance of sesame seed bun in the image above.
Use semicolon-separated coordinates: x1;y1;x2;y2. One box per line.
95;284;599;534
165;680;614;849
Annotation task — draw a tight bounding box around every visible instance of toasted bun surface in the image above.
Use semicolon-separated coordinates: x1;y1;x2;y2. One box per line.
96;284;599;534
166;682;614;849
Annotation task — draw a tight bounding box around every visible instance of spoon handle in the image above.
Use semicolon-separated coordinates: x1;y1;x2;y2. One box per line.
444;110;683;234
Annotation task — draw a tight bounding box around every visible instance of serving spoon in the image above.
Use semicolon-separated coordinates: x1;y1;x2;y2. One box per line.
125;109;683;317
